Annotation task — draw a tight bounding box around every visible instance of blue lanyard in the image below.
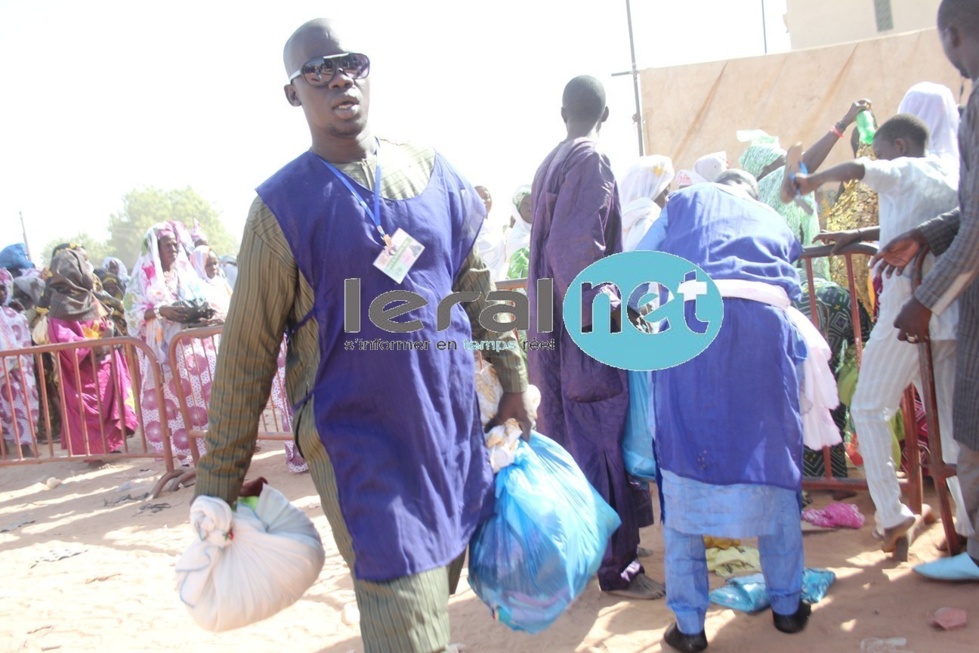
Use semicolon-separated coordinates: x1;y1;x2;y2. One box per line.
319;151;388;247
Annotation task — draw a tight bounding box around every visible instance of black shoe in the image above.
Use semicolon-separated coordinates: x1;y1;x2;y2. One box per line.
663;622;708;652
773;601;811;634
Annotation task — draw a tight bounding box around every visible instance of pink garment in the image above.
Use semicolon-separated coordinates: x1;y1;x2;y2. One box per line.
0;306;39;446
802;502;865;529
124;222;217;464
47;317;138;456
139;335;217;464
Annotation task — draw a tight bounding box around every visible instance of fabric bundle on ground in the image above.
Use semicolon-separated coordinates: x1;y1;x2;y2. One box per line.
175;483;325;631
709;568;837;612
468;432;621;633
801;502;865;529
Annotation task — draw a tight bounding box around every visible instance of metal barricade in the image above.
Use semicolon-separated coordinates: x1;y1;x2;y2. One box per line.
797;243;925;519
163;325;293;493
911;246;960;556
0;336;179;498
503;244;927;521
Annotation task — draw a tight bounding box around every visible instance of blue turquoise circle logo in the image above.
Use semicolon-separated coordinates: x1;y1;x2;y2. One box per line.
563;251;723;371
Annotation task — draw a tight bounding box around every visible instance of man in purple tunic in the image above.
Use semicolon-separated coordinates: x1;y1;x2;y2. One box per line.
193;18;534;652
527;75;664;600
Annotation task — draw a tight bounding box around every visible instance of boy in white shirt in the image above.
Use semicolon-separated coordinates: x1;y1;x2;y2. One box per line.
794;113;968;556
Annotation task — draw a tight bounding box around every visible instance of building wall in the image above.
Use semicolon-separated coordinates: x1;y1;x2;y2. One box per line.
785;0;941;50
638;28;966;180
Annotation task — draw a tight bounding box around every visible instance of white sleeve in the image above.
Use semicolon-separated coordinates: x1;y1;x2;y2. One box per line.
859;158;911;195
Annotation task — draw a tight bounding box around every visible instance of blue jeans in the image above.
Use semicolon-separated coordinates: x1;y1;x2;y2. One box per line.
663;513;803;635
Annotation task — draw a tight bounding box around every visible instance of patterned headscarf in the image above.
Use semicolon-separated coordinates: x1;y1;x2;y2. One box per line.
45;248;101;321
0;268;12;305
191;219;209;246
737;130;786;180
12;275;45;310
511;185;532;225
122;222;209;362
101;256;130;288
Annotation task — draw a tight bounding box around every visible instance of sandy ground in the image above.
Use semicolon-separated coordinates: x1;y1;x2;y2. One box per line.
0;449;974;653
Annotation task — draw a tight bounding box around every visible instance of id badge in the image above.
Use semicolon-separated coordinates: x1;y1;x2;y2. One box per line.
373;228;425;284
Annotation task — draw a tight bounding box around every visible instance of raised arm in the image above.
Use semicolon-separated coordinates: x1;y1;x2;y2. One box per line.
802;99;872;173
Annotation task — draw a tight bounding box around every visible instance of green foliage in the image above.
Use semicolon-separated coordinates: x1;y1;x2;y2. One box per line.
40;233;111;269
105;187;239;269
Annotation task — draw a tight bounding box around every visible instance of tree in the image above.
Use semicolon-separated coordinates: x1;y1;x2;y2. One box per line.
40;233;111;269
105;187;240;269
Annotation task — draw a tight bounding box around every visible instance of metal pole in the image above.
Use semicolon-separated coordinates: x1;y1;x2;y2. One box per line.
18;211;31;260
625;0;645;156
761;0;769;54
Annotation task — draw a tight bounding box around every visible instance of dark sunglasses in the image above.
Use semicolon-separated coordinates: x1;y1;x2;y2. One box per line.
288;52;371;86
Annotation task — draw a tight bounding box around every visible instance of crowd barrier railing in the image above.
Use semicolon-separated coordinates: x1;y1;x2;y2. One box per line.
0;336;180;498
504;243;929;546
160;325;293;493
911;245;960;556
797;243;925;517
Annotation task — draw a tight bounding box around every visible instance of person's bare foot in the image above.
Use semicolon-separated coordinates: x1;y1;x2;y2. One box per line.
878;515;916;554
604;573;666;600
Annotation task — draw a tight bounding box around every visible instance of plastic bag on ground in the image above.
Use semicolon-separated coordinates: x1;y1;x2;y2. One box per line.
175;483;325;631
468;432;621;633
709;567;836;612
622;370;657;481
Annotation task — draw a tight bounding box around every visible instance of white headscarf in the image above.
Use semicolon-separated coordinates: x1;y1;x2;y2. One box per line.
619;155;674;252
898;82;960;176
505;185;533;263
191;245;232;319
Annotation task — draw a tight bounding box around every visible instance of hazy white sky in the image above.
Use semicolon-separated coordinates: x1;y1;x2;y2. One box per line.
0;0;789;263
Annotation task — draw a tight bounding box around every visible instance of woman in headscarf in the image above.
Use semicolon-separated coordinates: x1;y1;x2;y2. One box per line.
0;267;40;457
191;245;233;320
739;101;873;482
897;81;961;180
473;185;510;282
12;274;45;330
101;257;130;293
123;222;219;463
45;247;138;457
738;131;828;281
188;243;306;472
619;155;674;252
504;185;533;280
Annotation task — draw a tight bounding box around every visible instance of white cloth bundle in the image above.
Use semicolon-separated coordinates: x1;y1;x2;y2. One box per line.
475;357;541;471
175;484;325;631
713;279;841;449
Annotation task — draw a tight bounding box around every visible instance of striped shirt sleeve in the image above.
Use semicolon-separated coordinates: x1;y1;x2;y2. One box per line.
456;248;528;394
914;89;979;315
193;198;299;504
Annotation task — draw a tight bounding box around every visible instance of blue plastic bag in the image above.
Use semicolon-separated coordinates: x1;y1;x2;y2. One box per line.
709;568;837;612
468;432;621;633
622;370;657;481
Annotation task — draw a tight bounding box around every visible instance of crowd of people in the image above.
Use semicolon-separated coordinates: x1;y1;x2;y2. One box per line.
0;222;306;473
2;1;978;651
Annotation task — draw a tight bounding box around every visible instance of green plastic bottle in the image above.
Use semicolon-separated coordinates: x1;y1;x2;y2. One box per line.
856;110;876;145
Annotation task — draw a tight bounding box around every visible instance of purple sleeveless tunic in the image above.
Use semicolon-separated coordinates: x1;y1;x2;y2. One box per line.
257;150;493;581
